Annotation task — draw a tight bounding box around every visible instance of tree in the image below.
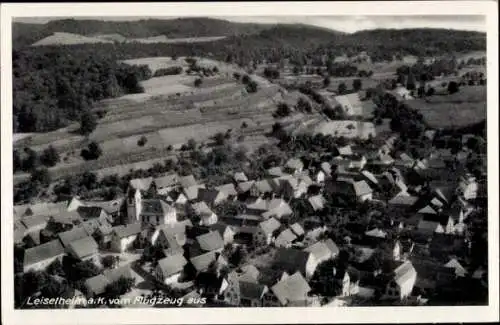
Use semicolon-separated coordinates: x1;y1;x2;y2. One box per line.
323;77;331;88
246;80;258;93
137;136;148;147
353;79;362;92
293;66;301;75
229;245;248;266
65;259;101;282
447;81;460;94
275;102;292;117
338;82;347;94
296;97;312;113
101;255;118;269
30;167;51;186
79;111;98;136
426;87;435;96
186;138;197;150
22;148;39;171
81;141;102;160
213;132;227;146
103;276;135;300
194;78;203;87
40;145;60;167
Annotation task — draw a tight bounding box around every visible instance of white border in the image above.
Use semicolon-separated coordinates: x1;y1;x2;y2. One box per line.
1;2;499;324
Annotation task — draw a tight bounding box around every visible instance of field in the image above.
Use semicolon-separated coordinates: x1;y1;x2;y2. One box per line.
406;86;487;129
13;57;298;183
32;33;227;47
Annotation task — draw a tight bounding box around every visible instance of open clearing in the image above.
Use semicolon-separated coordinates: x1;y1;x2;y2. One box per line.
406;86;486;129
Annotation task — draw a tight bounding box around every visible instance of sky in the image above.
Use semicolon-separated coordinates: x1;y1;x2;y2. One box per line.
14;15;486;34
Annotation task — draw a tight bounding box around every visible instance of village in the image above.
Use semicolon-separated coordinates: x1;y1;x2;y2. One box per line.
13;79;488;308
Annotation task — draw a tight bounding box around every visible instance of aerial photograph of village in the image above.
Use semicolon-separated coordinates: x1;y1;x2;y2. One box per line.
11;15;488;309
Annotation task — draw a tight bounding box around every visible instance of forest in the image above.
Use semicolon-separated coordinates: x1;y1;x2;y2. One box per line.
13;46;152;133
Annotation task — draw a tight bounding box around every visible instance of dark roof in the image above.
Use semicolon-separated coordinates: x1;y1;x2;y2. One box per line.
239;281;267;299
273;248;311;276
112;223;142;238
24;239;65;267
77;206;105;220
141;199;174;216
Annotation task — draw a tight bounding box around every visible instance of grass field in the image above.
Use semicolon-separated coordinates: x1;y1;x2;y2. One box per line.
406;86;486;129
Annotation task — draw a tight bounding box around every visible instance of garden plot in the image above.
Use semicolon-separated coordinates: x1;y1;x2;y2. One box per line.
157;122;231;145
121;57;187;74
140;75;196;95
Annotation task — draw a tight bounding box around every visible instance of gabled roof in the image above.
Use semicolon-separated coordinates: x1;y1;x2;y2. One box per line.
271;272;311;305
233;172;248;183
273;248;311;275
338;145;353;156
320;162;332;175
240;281;268;300
154;173;179;189
51;210;83;225
304;239;338;261
262;199;292;219
237;181;255;193
361;170;379;185
190;251;227;272
418;205;438;215
353;180;373;196
365;228;387;238
85;275;110;296
20;215;50;230
24;239;65;267
141;199;174;216
179;175;198;188
196;231;224;252
276;229;297;246
76;206;105;220
308;194;326;211
246;198;269;212
444;258;467;276
236;264;261;283
252;180;274;194
393;261;417;287
183;185;205;201
192;201;214;216
399;153;414;162
290;223;305;237
157;254;188;278
215;183;238;197
198;188;227;205
80;198;124;214
58;227;90;248
68;236;99;260
112;223;142;239
129;177;154;191
388;194;419;206
258;218;281;236
210;223;234;237
22;201;69;218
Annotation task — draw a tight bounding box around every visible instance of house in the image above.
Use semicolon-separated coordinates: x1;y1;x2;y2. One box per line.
198;188;228;207
388;194;419;210
210;223;236;245
68;197;124;222
255;217;281;246
126;189;177;225
183;185;206;202
236;181;255;195
285;158;304;175
195;271;230;301
20;214;50;235
365;228;388;239
110;223;142;252
195;230;225;253
152;227;185;256
303;239;339;265
311;169;326;183
392;239;415;261
361;170;379;188
275;229;298;248
233;172;249;183
261;198;293;219
308;194;326;212
51;210;84;227
349;155;367;170
320;162;332;177
179;175;198;188
189;251;228;273
326;178;373;202
215;183;238;199
249;180;274;198
290;223;305;238
23;239;65;272
332;93;364;116
84;274;110;297
266;167;285;178
155;254;188;285
275;176;308;199
273;247;318;279
191;201;218;226
417;214;455;235
246;198;270;216
67;236;99;264
384;261;417;300
154;173;180;195
457;174;478;200
129;177;154;192
444;258;467;277
76;206;112;224
16;201;69;219
58;227;91;249
338;145;353;156
265;272;311;306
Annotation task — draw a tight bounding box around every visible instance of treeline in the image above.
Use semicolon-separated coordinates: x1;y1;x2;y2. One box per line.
13;46;152;133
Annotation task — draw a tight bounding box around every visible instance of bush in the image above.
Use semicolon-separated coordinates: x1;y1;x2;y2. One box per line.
194;78;203;87
275;102;292;117
447;81;460;94
353;79;362;91
30;167;51;186
338;82;347;94
241;121;248;129
241;75;250;84
101;255;117;269
323;77;331;88
246;80;258;93
153;66;183;77
296;97;313;113
263;67;280;79
79;111;98;136
22;147;39;172
137;136;148;147
40;145;60;167
167;145;173;151
233;72;241;80
81;141;102;160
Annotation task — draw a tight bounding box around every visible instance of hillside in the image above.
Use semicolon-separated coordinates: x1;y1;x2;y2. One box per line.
12;18;273;48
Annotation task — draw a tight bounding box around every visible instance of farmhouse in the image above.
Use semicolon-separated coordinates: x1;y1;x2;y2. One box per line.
303;239;339;264
23;239;65;273
384;261;417;300
110;223;142;253
154;173;180;195
155;254;188;285
67;236;99;264
266;272;312;307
